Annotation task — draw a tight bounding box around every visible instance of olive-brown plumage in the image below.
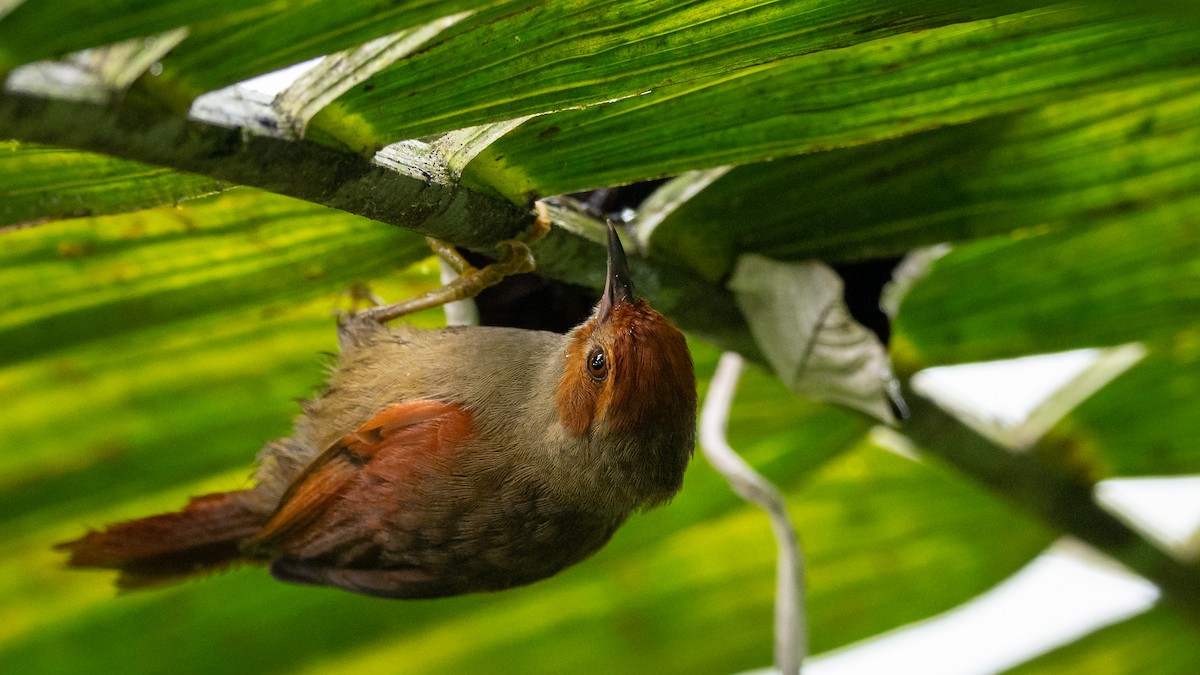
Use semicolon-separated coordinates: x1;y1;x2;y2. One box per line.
58;226;697;598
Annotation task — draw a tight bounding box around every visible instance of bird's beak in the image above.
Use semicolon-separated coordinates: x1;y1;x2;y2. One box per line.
597;222;635;323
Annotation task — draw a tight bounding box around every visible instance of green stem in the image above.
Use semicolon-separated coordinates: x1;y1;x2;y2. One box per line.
901;385;1200;625
0;90;528;248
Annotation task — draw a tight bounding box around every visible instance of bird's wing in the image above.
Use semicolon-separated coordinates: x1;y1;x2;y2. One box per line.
245;399;473;555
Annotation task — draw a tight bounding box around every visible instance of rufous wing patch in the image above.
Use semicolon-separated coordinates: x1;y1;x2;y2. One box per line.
246;399;473;552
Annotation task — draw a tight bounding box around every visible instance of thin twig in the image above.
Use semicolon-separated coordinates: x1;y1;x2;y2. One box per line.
699;351;807;673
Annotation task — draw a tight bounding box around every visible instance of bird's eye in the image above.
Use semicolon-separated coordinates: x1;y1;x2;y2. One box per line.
586;347;608;381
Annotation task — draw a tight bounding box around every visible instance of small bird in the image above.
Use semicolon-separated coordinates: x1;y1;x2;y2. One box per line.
58;218;697;599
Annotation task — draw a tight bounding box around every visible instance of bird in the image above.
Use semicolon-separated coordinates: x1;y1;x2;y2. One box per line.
57;214;698;599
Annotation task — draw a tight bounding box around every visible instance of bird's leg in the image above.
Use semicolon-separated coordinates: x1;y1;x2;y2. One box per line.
331;283;385;324
354;202;551;325
339;283;386;313
425;237;470;275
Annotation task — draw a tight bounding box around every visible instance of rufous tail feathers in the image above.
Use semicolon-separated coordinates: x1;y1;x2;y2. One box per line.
57;491;263;590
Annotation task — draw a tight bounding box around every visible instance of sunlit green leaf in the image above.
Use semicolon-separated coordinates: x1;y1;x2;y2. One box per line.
1043;346;1200;477
1005;607;1200;675
145;0;500;109
0;1;276;71
0;142;224;227
312;0;1045;152
467;6;1200;200
0;188;427;366
891;197;1200;369
646;72;1200;278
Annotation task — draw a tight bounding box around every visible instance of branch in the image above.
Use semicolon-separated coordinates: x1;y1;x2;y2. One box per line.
0;90;762;359
0;90;528;248
900;384;1200;625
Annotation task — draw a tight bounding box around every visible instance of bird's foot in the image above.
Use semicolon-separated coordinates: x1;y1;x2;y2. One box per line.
354;202;551;324
332;282;385;322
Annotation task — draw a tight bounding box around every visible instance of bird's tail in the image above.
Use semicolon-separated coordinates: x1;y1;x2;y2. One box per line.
57;491;263;590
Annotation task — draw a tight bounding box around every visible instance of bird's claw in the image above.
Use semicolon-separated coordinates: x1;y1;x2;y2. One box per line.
351;202;551;325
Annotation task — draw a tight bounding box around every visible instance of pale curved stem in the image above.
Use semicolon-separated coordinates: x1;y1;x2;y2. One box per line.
437;255;479;327
699;351;807;674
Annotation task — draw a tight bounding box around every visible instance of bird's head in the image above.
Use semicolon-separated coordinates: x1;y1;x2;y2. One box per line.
556;225;697;503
